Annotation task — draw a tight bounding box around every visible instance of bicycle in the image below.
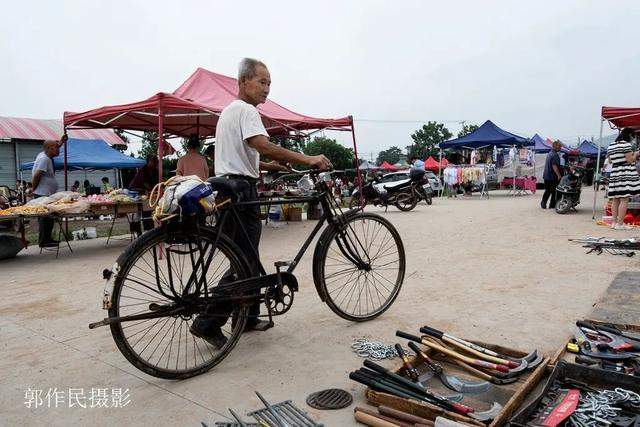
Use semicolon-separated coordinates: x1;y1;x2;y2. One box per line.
90;170;406;379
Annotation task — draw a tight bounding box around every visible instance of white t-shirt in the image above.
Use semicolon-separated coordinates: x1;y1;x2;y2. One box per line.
32;151;58;196
215;99;268;178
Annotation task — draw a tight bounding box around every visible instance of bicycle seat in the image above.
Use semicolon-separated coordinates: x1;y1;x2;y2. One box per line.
206;177;249;202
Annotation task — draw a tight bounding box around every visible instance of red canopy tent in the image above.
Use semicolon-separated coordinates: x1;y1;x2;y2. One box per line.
64;67;360;188
378;161;398;171
424;156;440;172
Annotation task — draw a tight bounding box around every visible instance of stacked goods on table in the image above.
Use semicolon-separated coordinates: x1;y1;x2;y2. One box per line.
0;190;139;217
349;325;546;426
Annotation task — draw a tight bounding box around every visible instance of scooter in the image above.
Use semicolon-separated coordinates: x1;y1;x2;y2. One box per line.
555;165;584;214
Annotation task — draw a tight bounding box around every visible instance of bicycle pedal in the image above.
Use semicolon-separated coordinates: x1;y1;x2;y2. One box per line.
274;260;292;268
252;320;274;332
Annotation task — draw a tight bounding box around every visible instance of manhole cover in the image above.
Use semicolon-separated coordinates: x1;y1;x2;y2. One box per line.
306;388;353;410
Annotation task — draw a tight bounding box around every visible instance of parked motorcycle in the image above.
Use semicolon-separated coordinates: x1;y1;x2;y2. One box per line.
350;175;432;211
555;165;584;214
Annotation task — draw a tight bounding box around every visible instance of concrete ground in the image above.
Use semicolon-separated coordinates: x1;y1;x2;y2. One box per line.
1;187;638;426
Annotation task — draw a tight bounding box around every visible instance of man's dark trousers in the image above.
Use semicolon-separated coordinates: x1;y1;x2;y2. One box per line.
34;194;54;245
542;180;558;208
195;178;262;331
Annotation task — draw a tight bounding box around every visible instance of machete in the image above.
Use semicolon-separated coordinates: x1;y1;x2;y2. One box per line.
421;324;540;368
408;341;491;394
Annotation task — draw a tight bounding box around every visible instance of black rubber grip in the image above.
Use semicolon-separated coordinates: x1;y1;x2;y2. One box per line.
420;325;444;339
575;355;599;365
576;320;598;331
396;330;422;343
597;324;625;336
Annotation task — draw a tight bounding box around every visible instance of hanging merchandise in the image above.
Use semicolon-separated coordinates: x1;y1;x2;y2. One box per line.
442;165;489;198
470;149;477;165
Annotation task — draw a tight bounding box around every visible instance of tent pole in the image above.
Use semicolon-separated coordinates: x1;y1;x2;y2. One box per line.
438;148;443;197
157;99;164;184
592;119;604;220
350;117;363;200
512;144;516;196
64;127;68;191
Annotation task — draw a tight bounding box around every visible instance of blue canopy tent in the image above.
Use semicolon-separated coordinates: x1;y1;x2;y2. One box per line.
438;120;532;196
20;138;145;171
577;140;603;158
440;120;532;150
20;138;144;189
532;134;551;153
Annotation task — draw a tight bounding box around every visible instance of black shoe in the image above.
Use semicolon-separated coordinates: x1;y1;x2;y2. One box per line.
540;202;546;209
189;324;228;349
244;319;273;332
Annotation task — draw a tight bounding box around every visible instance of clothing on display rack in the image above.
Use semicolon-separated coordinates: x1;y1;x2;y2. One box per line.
442;166;487;186
470;149;477;165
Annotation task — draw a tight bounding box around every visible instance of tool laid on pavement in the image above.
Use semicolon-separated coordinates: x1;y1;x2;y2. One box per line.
570;236;640;256
407;341;491;394
352;337;411;360
305;388;352;410
397;330;518;374
247;397;322;427
395;343;420;381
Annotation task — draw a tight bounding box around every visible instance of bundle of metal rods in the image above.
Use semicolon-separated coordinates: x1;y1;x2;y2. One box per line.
349;359;473;416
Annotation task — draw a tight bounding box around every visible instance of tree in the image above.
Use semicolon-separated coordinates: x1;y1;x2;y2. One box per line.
407;121;452;159
137;131;159;159
376;146;403;165
457;123;479;138
303;136;354;170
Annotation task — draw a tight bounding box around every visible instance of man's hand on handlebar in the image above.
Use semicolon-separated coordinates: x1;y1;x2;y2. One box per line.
307;154;333;171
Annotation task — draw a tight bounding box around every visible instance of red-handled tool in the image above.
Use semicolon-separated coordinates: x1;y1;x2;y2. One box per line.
396;330;511;373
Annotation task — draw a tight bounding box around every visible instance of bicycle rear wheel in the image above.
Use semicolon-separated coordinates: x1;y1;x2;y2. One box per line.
109;226;251;379
313;212;405;321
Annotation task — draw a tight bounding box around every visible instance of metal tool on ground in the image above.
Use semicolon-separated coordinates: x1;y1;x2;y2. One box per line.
356;359;474;415
577;320;640;347
419;326;523;369
408;342;491;394
397;330;514;374
425;339;520;385
247;399;322;427
254;392;289;427
395;343;420;381
352;338;405;360
305;388;352;410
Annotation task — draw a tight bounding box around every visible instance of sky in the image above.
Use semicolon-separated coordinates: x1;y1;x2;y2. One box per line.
1;0;638;159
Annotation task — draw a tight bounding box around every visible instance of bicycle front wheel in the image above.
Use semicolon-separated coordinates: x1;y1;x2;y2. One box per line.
313;213;405;321
109;226;251;379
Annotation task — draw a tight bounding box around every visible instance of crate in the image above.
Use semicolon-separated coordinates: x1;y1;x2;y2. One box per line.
287;207;302;222
509;360;640;425
365;339;549;426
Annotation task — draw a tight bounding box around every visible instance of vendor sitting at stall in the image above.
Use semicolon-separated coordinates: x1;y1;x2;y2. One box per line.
31;137;64;247
176;135;209;181
101;177;112;193
129;155;159;195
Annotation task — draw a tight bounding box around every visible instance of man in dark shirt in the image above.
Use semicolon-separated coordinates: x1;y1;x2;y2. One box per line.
541;141;563;209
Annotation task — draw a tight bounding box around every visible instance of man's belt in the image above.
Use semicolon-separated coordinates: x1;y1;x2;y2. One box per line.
224;174;258;183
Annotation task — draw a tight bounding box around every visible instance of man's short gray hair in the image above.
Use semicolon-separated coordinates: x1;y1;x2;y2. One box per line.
238;58;266;82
